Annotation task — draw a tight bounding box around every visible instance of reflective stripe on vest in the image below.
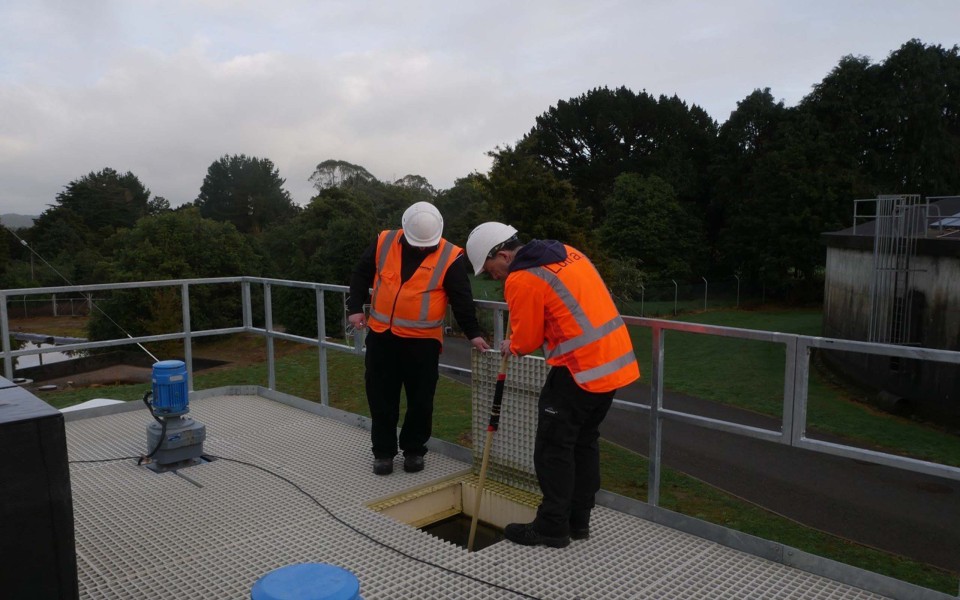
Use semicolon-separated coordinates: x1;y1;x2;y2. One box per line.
526;266;627;361
406;241;455;328
368;230;401;324
573;349;638;386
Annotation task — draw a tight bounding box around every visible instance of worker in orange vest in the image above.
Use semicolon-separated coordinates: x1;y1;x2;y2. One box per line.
348;202;490;476
466;221;640;547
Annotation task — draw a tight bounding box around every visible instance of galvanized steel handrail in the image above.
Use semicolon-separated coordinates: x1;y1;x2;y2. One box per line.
3;278;959;493
6;276;960;599
437;300;960;490
614;315;960;501
1;277;355;405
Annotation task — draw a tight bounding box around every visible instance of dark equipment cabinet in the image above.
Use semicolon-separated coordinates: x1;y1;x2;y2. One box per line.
0;376;79;599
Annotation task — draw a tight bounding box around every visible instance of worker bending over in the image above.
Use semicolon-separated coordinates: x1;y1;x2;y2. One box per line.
466;222;640;547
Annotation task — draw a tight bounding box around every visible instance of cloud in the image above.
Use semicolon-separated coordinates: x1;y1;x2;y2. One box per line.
1;0;958;215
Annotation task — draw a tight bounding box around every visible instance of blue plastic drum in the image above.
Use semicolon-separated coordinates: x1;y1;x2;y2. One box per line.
251;563;362;600
151;360;189;416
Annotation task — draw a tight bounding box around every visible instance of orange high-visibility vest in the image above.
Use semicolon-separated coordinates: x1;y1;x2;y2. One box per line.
367;229;461;344
505;244;640;393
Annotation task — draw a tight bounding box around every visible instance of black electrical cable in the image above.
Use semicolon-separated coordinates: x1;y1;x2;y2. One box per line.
207;454;545;600
70;456;141;464
137;390;167;465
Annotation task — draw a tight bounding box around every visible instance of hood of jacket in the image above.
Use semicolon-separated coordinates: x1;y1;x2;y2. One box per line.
508;240;568;273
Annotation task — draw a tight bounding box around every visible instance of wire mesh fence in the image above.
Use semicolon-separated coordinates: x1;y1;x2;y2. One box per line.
613;277;771;318
4;295;96;319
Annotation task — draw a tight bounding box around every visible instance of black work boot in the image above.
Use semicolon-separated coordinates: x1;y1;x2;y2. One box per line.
570;510;590;540
403;454;424;473
373;458;393;475
503;522;570;548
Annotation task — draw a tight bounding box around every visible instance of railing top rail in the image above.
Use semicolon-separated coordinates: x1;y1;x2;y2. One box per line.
802;335;960;363
0;276;246;297
5;277;960;483
0;277;355;298
9;277;958;363
624;316;960;363
474;299;508;311
622;315;794;344
242;277;349;293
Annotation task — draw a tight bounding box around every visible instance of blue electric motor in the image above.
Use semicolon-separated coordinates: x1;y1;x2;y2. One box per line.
144;359;205;472
151;359;189;416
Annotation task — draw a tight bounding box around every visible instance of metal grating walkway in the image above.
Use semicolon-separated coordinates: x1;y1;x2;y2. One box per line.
66;394;886;599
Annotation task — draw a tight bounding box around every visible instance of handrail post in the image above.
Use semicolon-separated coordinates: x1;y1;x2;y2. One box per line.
181;283;193;390
785;337;810;445
1;294;11;379
242;280;252;330
316;288;329;406
493;307;505;347
647;324;665;506
672;280;678;316
264;282;275;390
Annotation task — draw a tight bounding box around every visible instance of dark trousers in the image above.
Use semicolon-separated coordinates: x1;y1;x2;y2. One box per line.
365;330;441;459
533;366;615;536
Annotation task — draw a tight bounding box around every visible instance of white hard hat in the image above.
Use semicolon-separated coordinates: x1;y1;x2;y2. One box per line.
466;222;518;275
401;201;443;247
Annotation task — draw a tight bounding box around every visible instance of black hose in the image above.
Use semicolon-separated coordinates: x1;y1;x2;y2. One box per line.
138;390;168;464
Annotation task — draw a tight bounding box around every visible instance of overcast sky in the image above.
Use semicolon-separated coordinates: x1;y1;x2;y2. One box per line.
1;1;958;216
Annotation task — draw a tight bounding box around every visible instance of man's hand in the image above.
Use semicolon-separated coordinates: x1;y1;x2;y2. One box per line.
347;312;366;330
500;338;513;356
470;336;491;351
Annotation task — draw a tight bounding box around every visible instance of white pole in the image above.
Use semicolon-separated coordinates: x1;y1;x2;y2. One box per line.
702;276;708;311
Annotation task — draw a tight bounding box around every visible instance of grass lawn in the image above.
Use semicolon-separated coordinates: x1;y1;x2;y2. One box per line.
468;274;504;301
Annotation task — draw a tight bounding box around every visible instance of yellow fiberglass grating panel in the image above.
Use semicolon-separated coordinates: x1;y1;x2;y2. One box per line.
66;413;148;462
74;478;236;572
72;466;312;584
81;470;382;595
191;397;471;505
73;467;192;572
567;519;695;585
477;503;743;599
197;397;339;443
68;393;897;600
642;543;886;600
471;351;544;493
365;567;481;600
492;542;649;598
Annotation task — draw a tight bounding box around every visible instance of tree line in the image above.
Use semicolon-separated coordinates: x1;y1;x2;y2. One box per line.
2;39;959;338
